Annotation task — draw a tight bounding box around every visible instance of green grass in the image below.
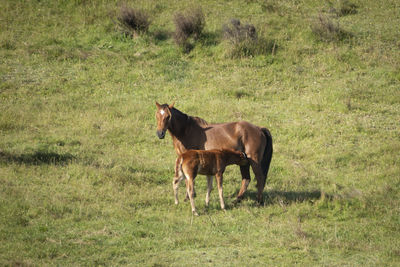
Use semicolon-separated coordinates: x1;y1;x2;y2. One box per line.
1;0;399;265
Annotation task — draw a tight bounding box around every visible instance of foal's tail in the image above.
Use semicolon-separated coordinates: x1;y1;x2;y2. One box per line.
174;155;184;180
261;128;273;185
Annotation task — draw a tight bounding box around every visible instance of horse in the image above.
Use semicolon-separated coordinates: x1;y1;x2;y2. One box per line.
173;149;248;215
155;102;273;203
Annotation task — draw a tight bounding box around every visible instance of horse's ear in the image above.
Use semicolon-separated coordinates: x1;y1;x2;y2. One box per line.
155;102;161;109
169;101;175;109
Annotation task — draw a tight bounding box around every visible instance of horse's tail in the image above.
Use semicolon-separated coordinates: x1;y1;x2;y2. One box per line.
261;128;273;185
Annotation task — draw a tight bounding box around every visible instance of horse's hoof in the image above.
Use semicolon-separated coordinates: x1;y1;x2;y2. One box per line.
193;211;199;216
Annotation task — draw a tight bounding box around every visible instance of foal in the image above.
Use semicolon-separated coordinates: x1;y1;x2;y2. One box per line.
173;149;248;215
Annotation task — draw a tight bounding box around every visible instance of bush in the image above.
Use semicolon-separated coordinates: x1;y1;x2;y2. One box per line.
311;13;352;42
334;0;358;16
173;7;205;52
223;19;257;43
117;5;150;37
223;19;276;58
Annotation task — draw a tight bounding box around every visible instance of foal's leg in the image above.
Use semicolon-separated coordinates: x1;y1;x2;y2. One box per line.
186;175;198;216
173;173;185;205
184;181;196;202
205;175;213;207
174;157;194;203
173;157;183;204
236;164;251;202
215;172;225;211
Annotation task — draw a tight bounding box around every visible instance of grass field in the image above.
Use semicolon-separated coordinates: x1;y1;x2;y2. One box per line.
1;0;399;265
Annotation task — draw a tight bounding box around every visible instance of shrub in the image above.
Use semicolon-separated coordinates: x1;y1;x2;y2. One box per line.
117;5;150;37
328;0;358;16
311;13;352;42
223;19;257;43
223;19;276;58
337;0;358;16
173;7;205;52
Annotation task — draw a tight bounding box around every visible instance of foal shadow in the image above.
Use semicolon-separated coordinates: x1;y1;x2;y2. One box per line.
0;150;75;165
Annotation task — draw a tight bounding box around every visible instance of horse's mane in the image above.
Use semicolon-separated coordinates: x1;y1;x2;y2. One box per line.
170;106;208;127
190;116;208;127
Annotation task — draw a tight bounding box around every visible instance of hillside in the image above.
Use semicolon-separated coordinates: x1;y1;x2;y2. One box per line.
1;0;399;265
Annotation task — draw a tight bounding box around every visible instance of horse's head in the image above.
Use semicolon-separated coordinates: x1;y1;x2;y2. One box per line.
155;101;174;139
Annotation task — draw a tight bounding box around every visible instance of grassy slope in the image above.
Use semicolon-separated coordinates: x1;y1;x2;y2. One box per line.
0;0;399;265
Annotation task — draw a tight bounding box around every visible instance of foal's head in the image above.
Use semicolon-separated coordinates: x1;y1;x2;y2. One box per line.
225;149;249;166
155;102;174;139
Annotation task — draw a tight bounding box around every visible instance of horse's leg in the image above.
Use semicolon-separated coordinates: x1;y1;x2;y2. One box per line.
236;164;251;202
205;175;213;207
250;161;265;204
186;174;198;216
215;172;225;211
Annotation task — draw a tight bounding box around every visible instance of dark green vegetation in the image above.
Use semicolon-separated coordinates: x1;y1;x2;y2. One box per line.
173;7;205;52
1;0;399;265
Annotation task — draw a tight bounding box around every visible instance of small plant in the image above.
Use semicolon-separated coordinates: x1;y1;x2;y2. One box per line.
173;7;205;52
223;19;275;58
311;13;352;42
117;5;150;37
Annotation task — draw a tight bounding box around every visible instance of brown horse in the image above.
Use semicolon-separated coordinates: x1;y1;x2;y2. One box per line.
155;102;273;203
174;149;248;215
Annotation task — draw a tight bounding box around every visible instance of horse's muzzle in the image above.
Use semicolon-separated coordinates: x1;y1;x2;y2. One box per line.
157;130;165;139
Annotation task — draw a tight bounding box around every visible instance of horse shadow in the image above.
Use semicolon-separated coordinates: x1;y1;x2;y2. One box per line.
229;189;328;208
0;150;75;165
